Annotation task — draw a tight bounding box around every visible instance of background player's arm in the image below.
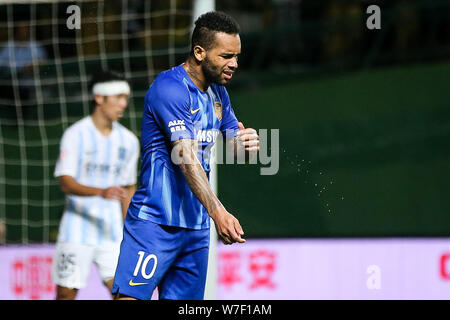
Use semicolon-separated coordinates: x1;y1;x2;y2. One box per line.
173;139;245;245
120;184;136;220
59;175;127;201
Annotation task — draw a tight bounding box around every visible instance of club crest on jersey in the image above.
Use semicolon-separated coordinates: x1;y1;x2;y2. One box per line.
214;101;222;121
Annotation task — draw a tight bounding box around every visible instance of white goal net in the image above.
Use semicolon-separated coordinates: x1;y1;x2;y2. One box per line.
0;0;194;244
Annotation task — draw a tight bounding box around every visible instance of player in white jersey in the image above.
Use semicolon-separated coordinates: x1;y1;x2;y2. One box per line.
52;70;140;300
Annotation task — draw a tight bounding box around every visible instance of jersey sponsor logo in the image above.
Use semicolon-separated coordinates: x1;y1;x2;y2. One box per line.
84;149;96;156
168;120;185;127
86;163;111;174
168;119;187;133
85;162;122;177
128;279;148;286
190;107;201;114
214;101;222;121
196;129;220;143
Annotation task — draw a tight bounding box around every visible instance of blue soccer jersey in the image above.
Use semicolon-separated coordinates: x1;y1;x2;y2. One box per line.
128;64;239;229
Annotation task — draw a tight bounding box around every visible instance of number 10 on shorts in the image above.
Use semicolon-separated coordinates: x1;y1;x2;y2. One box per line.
133;251;158;279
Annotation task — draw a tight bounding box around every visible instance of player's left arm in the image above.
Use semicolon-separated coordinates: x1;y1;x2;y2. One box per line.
234;121;259;154
120;184;136;220
219;88;259;159
223;122;260;161
118;135;140;220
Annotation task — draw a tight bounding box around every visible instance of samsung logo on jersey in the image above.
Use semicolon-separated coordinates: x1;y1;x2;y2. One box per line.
196;129;220;143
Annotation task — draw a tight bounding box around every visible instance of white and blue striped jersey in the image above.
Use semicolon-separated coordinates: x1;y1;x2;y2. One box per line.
54;116;140;245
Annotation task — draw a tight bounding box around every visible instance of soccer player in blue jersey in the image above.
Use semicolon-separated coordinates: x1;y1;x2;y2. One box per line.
112;11;260;300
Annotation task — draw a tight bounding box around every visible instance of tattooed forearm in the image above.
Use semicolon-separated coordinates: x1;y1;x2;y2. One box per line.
174;140;223;217
180;161;223;215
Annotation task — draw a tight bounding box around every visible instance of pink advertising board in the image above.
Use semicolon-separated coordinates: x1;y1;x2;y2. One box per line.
0;244;159;300
2;239;450;299
0;245;112;300
216;238;450;299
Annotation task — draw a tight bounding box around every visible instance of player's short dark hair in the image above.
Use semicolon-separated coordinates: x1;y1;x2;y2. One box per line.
88;69;127;91
191;11;240;54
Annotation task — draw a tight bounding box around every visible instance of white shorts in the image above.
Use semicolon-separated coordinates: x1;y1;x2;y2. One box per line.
52;242;121;289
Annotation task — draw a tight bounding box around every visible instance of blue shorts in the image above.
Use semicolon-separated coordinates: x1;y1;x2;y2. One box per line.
112;215;210;300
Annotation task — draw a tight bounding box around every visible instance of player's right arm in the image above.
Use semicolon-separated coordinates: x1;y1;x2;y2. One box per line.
59;175;126;201
54;126;126;201
173;139;245;245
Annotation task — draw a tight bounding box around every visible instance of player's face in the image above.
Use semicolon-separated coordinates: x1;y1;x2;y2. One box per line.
98;93;129;121
202;32;241;86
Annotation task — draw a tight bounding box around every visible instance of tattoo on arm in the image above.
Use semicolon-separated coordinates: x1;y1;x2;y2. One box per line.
174;140;223;217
